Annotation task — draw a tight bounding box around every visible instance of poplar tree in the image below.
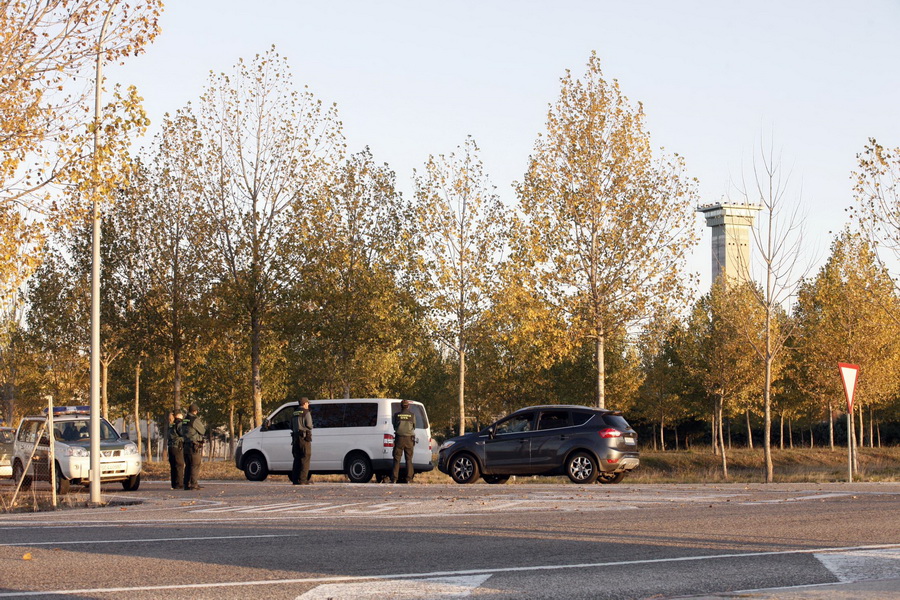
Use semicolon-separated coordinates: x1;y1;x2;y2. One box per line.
516;52;698;409
413;136;507;435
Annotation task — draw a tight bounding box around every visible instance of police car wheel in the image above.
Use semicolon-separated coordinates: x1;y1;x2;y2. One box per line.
449;453;480;484
243;453;269;482
121;473;141;491
566;452;599;484
597;471;626;484
13;460;31;490
55;467;70;495
346;454;373;483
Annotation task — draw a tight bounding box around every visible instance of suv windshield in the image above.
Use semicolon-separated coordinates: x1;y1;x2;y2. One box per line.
54;419;119;442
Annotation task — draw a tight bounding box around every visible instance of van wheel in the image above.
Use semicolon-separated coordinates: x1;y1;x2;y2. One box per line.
597;471;626;484
483;474;509;484
121;473;141;491
243;453;269;482
566;452;599;484
346;453;373;483
449;453;480;484
55;464;71;495
13;460;31;490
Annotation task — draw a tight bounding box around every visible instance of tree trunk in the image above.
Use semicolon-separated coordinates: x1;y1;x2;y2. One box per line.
173;341;182;413
251;303;263;427
659;416;665;451
745;411;753;449
712;408;719;456
869;406;874;450
828;399;834;450
458;346;465;435
717;396;728;479
779;411;784;450
763;358;774;483
228;402;235;456
674;426;679;451
788;418;793;449
858;404;865;448
595;333;605;409
101;359;109;420
133;361;142;458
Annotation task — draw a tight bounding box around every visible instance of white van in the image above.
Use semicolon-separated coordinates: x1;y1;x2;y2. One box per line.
234;398;433;483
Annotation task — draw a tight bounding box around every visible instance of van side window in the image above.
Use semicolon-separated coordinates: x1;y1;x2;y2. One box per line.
312;403;344;429
268;406;293;431
344;403;377;427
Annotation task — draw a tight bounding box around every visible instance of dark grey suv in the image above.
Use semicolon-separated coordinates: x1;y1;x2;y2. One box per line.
437;405;639;484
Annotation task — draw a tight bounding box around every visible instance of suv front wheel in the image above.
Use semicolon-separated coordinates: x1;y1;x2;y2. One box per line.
449;453;480;484
566;452;599;484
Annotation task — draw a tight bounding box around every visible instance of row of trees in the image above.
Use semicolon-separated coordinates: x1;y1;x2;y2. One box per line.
1;9;899;481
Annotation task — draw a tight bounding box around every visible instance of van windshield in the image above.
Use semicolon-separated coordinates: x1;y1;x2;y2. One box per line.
390;402;429;429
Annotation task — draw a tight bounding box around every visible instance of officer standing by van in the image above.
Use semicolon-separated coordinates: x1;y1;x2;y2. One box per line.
391;399;416;483
167;411;185;489
181;403;206;490
290;397;313;485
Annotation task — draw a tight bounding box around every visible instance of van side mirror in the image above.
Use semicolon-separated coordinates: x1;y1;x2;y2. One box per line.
261;419;270;432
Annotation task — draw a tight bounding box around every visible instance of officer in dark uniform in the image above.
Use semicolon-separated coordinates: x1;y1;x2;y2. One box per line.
181;403;206;490
391;399;417;483
290;397;313;485
167;411;185;489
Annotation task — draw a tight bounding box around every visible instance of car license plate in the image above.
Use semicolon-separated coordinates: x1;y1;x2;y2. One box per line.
624;437;636;445
101;462;126;475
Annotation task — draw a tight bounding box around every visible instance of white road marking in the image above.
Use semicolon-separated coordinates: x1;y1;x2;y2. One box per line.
743;493;853;505
2;543;899;597
0;533;297;547
815;548;900;582
295;574;492;599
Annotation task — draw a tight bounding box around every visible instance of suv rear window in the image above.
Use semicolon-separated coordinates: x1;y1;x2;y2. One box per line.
601;414;631;430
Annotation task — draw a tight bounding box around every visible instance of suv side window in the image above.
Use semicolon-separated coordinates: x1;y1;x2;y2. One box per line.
571;411;594;426
18;420;40;443
537;410;571;430
495;412;534;435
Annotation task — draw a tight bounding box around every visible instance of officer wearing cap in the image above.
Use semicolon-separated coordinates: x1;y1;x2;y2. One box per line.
391;399;417;483
167;411;185;489
181;403;206;490
290;397;313;485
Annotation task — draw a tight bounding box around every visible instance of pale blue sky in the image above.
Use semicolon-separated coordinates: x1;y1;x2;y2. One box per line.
112;1;900;291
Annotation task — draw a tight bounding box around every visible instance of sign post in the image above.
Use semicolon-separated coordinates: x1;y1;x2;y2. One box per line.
838;363;860;483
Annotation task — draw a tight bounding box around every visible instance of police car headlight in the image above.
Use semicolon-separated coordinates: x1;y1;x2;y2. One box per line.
122;443;139;455
65;446;89;457
439;440;455;451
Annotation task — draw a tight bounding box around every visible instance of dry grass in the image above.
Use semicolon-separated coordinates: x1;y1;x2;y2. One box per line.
3;446;897;512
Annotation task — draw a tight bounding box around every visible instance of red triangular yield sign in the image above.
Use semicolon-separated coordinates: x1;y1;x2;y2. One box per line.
838;363;860;412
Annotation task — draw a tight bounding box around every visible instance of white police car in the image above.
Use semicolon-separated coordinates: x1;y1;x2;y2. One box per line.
12;406;142;494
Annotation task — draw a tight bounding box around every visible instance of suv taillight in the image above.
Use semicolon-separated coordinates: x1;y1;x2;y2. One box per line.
599;428;623;438
383;434;394;448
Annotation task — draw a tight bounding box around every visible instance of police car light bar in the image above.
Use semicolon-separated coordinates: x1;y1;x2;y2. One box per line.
41;406;91;416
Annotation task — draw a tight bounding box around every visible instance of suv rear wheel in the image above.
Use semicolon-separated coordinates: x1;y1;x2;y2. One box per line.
449;453;480;484
566;452;599;484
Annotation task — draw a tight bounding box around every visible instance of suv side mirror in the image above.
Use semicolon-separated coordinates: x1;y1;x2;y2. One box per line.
488;426;496;440
120;432;129;440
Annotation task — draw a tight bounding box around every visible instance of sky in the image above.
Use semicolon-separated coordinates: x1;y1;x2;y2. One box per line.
109;0;900;292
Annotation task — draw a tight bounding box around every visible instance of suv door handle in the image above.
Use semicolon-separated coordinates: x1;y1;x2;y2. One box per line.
559;435;567;440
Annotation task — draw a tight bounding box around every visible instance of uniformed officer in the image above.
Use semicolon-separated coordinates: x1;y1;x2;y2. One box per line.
290;397;313;485
391;399;417;483
167;411;185;489
181;403;206;490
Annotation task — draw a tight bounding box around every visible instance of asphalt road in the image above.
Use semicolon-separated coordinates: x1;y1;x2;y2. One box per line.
1;478;899;599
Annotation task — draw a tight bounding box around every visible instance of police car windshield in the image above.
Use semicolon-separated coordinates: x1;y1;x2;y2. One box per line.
54;419;119;442
0;430;12;443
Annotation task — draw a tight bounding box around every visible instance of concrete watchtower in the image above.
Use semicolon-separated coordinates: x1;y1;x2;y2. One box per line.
696;203;762;285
